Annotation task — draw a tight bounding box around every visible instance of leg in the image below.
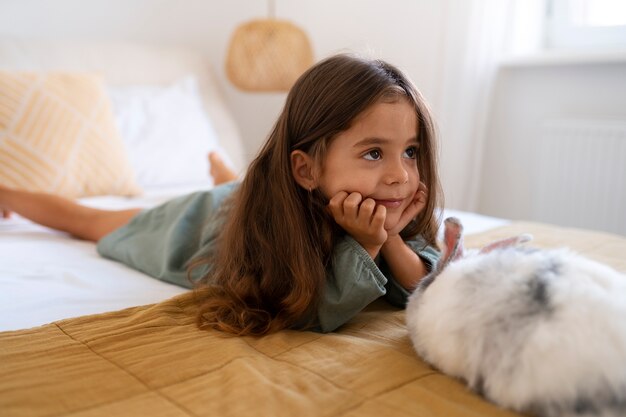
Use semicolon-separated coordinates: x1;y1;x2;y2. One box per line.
208;151;238;185
0;186;140;242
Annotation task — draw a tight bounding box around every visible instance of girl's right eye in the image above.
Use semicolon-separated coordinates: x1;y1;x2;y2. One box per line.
363;149;382;161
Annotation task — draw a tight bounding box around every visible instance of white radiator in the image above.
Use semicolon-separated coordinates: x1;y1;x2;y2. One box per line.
532;119;626;236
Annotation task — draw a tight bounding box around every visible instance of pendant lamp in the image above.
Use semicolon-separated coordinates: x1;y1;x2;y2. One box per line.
225;0;314;92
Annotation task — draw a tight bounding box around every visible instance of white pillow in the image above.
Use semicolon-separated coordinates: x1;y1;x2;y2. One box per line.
108;76;221;188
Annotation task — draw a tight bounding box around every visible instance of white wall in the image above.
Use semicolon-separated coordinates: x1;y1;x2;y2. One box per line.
0;0;448;163
2;0;625;231
479;60;626;225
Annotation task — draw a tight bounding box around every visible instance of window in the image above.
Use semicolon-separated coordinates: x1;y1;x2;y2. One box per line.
546;0;626;49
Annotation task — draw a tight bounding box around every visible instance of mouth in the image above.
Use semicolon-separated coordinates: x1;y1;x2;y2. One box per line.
373;198;405;209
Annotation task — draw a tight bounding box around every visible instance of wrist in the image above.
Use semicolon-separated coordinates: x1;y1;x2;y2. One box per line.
359;242;382;259
381;234;404;252
380;235;413;267
348;232;386;259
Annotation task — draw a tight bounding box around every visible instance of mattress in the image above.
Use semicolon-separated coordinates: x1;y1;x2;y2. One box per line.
0;185;509;332
3;220;624;417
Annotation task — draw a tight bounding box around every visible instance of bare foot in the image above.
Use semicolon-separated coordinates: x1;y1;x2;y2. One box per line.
0;185;12;219
208;152;238;185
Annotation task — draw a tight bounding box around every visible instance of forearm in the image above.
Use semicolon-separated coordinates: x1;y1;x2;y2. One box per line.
0;187;139;241
0;187;87;227
380;235;428;290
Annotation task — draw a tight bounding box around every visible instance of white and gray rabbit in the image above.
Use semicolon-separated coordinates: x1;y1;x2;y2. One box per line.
406;217;626;417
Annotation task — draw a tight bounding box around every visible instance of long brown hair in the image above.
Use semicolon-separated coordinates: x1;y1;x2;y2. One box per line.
194;54;442;335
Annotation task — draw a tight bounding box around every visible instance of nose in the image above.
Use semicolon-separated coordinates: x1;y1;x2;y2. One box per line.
384;158;409;185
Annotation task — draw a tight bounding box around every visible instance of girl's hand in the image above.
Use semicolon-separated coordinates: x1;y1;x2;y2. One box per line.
385;182;428;237
328;191;387;258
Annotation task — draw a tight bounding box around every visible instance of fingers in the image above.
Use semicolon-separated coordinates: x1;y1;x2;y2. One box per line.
327;191;387;245
385;183;429;236
343;192;364;220
328;191;365;221
327;191;350;220
328;191;381;226
402;182;428;221
371;204;386;231
410;182;428;215
416;182;427;206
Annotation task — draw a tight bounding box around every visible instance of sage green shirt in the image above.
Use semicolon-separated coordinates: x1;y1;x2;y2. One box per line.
97;182;440;332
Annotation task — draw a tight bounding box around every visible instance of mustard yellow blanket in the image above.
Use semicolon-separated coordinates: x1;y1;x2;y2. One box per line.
2;222;625;417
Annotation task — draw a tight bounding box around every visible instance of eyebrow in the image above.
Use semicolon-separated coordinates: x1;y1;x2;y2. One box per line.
354;137;418;148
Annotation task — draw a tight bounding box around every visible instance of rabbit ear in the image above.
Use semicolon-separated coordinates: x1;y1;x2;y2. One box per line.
479;233;533;254
437;217;464;269
414;217;465;292
443;217;464;260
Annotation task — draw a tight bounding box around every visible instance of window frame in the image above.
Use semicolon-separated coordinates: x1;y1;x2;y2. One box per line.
546;0;626;49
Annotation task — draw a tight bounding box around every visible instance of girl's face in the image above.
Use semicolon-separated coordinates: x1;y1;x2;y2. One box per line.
316;98;420;230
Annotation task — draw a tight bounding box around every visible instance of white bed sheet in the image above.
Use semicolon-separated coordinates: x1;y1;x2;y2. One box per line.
0;187;509;332
0;185;210;332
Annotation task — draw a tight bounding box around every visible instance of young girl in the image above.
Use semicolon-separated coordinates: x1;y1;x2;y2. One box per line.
0;54;442;335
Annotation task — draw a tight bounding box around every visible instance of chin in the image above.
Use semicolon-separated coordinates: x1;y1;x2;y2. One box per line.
384;217;402;231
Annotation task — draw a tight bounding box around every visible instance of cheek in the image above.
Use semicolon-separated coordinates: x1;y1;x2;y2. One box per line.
320;182;376;201
318;175;377;200
410;163;421;184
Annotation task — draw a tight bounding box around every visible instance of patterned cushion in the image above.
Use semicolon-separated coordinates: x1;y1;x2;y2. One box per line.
0;71;140;197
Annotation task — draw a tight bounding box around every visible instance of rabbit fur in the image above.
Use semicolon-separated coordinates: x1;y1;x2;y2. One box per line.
406;217;626;417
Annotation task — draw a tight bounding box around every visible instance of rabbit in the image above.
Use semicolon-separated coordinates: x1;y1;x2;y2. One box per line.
406;217;626;417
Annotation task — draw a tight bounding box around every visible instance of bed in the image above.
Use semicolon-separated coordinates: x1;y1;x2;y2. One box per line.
2;39;625;417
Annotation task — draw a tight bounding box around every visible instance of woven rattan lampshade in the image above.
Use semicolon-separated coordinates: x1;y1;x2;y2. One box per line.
225;19;314;92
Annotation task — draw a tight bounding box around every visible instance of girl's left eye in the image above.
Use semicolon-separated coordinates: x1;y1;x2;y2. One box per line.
364;149;382;161
403;146;417;159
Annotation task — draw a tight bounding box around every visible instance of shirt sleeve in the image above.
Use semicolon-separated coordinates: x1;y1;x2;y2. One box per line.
316;235;388;333
315;235;440;333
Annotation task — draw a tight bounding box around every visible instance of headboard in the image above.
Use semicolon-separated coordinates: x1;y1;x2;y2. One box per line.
0;37;245;171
